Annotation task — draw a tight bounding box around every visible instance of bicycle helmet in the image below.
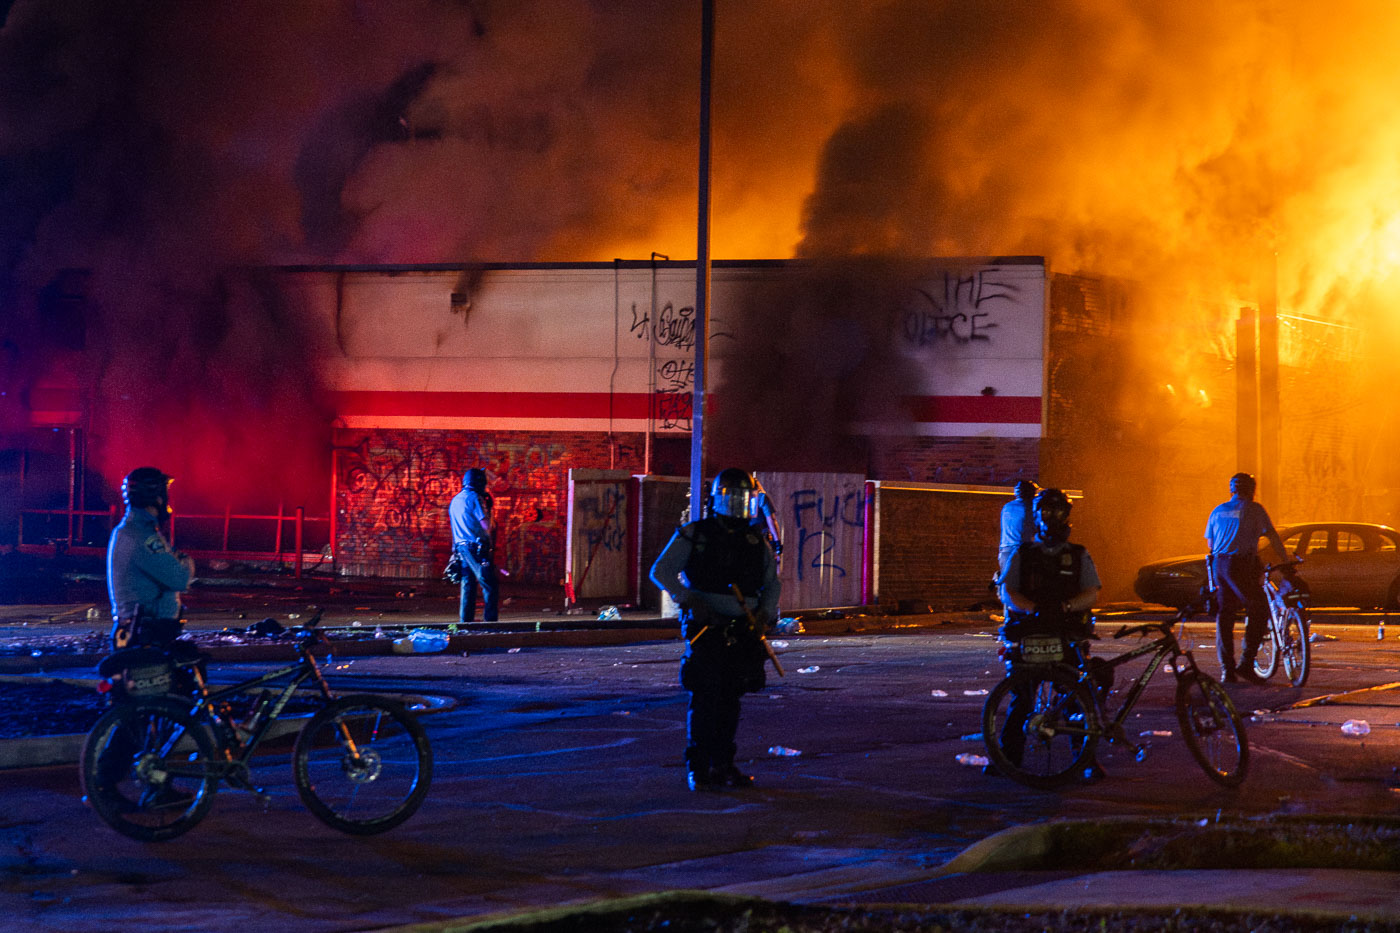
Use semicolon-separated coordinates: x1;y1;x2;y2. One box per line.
122;467;173;516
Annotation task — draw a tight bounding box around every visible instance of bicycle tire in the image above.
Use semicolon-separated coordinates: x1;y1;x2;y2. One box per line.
79;696;219;841
1175;672;1249;787
293;694;432;835
1253;624;1280;681
982;664;1099;790
1280;606;1311;688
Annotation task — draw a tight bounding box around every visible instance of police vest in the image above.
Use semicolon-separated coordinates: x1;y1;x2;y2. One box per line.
681;517;768;597
1015;542;1087;606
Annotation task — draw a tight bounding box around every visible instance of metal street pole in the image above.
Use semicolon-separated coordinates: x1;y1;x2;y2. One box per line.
689;0;714;519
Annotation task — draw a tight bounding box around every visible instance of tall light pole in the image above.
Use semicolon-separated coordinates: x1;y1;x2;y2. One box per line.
689;0;714;518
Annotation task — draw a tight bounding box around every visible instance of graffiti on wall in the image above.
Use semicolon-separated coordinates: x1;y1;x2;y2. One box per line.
901;267;1024;347
757;472;866;611
628;300;694;432
335;431;640;582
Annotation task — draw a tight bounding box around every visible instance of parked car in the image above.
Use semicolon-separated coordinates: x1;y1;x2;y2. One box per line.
1134;522;1400;610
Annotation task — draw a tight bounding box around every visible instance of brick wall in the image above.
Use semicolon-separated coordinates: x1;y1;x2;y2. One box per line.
333;427;645;581
868;436;1040;486
875;486;1006;609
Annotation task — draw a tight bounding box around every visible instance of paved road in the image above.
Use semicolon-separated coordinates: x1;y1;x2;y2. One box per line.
0;614;1397;932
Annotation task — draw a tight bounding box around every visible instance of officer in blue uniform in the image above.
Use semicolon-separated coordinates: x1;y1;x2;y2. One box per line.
997;479;1039;582
449;467;499;624
1205;472;1288;684
107;467;195;650
651;468;780;791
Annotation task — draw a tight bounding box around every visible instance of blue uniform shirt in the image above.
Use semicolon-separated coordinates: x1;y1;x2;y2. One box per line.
449;486;492;548
1205;497;1286;557
107;508;193;620
999;497;1036;556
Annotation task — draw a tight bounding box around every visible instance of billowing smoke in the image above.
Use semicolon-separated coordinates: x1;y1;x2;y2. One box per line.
3;1;1400;590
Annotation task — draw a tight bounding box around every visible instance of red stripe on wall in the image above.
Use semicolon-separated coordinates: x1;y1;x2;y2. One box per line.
333;391;1041;424
904;395;1042;423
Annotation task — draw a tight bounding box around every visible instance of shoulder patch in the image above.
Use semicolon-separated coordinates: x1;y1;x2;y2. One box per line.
144;534;170;555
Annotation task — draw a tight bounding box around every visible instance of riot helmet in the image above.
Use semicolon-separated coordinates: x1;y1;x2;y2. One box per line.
1032;487;1072;545
122;467;173;516
464;468;487;491
1012;479;1039;499
1229;472;1256;498
710;468;757;521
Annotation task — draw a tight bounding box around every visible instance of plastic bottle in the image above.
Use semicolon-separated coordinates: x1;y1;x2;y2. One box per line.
775;618;804;635
1340;719;1371;736
767;745;803;757
1379;619;1386;640
955;753;991;767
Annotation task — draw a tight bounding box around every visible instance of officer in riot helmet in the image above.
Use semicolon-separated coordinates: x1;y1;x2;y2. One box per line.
651;468;781;791
994;487;1105;781
107;467;196;649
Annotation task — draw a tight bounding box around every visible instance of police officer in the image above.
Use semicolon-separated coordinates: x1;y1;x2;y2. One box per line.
107;467;195;650
997;479;1039;582
1205;472;1288;684
651;468;780;791
996;487;1104;781
449;467;499;624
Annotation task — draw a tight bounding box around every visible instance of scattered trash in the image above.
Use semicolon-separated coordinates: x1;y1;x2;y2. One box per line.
392;628;448;654
1379;619;1386;640
1140;730;1173;737
796;666;820;674
612;710;631;716
30;650;41;658
288;613;301;619
85;607;101;621
774;617;804;635
768;745;802;757
955;753;990;767
1341;719;1371;737
351;620;361;627
771;640;789;649
244;618;286;638
373;626;385;639
961;732;983;742
507;647;522;654
1162;663;1175;674
597;605;621;621
447;623;459;635
1197;818;1209;827
931;689;949;697
1309;631;1338;643
963;689;989;697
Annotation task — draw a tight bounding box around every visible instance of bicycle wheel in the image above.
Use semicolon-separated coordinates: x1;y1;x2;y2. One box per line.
1279;606;1311;688
1175;672;1249;787
293;695;432;835
982;665;1099;790
1252;624;1280;680
79;696;219;841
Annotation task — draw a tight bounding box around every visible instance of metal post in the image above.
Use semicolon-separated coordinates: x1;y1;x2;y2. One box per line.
295;506;305;579
689;0;714;517
1258;252;1281;510
1235;307;1258;478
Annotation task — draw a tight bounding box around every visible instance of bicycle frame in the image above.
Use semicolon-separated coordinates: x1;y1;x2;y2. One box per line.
1089;623;1197;747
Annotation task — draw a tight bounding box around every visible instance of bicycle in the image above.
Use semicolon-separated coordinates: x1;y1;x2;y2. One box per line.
982;607;1249;790
1253;558;1311;687
79;610;433;842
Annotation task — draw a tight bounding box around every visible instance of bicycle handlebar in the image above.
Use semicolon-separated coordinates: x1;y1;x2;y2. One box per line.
1263;557;1303;574
1113;621;1171;640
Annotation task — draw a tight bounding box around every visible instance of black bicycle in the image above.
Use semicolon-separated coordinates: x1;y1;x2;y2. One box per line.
982;609;1249;789
80;611;433;841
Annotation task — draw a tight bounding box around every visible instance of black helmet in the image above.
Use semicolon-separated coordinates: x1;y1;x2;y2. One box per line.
1229;472;1256;497
464;468;487;491
1012;479;1039;499
122;467;173;515
1032;487;1072;544
710;468;757;520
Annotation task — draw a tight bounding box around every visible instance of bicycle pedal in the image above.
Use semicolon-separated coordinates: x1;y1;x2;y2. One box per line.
1133;744;1149;763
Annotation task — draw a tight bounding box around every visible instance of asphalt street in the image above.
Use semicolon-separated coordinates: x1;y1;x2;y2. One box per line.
0;609;1397;931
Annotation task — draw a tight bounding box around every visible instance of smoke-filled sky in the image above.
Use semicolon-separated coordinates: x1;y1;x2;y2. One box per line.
4;0;1400;510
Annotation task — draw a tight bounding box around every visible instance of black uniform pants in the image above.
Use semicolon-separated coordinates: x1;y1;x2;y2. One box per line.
680;614;766;774
1212;553;1268;673
457;543;499;623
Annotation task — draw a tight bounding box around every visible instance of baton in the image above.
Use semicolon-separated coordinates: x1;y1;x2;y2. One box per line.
730;584;784;677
